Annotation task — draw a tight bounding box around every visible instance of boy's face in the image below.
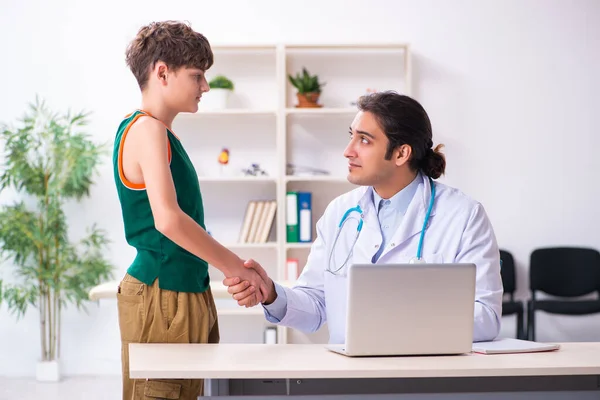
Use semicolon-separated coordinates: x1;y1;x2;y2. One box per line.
161;65;210;113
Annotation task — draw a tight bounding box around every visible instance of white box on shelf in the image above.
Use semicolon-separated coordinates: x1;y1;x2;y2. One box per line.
286;258;299;281
264;327;277;344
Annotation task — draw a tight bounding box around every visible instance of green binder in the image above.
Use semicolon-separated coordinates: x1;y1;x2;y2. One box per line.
286;191;299;242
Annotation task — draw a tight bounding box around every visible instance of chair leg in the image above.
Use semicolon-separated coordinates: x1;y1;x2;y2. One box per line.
527;302;536;341
516;308;524;340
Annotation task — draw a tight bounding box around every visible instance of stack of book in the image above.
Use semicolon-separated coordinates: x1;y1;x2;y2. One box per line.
238;200;277;243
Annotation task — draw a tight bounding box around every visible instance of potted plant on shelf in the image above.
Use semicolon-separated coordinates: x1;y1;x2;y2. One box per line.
201;75;235;110
288;67;325;108
0;97;114;382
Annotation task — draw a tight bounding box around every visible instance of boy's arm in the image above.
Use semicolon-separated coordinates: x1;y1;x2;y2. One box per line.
127;117;266;304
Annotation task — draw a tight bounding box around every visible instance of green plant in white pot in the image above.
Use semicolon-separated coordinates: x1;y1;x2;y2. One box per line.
202;75;235;110
0;97;114;381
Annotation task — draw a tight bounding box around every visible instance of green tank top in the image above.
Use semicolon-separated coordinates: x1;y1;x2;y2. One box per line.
112;110;209;293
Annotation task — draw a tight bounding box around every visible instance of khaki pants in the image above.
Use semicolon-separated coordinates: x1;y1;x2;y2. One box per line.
117;273;219;400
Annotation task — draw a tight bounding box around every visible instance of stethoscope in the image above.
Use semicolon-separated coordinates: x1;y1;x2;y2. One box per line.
327;177;436;275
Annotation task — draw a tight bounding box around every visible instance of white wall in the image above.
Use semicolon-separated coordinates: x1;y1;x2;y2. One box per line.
1;0;599;377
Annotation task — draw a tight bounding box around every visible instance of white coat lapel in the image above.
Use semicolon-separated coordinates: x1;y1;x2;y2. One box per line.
386;174;437;252
351;188;382;263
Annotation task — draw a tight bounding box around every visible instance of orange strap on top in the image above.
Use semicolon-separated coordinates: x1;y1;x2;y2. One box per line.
135;109;180;140
118;112;173;190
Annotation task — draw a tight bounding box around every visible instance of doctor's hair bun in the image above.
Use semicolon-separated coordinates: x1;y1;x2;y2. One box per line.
421;144;446;179
356;90;446;179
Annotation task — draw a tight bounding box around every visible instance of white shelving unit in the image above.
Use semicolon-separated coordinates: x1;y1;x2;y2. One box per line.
172;43;411;345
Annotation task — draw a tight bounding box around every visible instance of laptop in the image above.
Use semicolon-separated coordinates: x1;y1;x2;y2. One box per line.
326;263;476;357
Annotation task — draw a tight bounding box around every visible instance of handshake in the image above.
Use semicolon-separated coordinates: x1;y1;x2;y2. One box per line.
222;259;276;307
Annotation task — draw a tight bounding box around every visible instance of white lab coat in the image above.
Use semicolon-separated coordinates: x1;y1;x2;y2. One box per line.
266;172;503;343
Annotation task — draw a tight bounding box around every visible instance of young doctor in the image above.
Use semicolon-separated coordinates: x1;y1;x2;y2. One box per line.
224;91;503;343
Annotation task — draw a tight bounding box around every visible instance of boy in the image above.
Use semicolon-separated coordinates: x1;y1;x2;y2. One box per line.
113;21;267;400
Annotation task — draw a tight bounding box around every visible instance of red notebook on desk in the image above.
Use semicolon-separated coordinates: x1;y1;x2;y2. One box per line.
472;338;560;355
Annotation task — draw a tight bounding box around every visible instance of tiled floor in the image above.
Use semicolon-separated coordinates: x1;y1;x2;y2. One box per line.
0;376;121;400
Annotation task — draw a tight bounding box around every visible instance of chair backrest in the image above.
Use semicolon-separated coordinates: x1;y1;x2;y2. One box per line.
499;249;516;295
529;247;600;297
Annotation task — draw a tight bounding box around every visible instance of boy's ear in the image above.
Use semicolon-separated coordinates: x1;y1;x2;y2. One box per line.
155;62;168;85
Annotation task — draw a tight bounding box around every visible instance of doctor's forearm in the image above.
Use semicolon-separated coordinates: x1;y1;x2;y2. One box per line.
264;286;326;333
284;287;327;332
473;301;501;342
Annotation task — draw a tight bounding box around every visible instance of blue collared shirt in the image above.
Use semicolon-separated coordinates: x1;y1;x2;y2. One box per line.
371;175;420;262
263;175;420;320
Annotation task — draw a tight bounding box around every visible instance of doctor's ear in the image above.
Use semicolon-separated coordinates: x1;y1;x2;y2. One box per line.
394;144;412;167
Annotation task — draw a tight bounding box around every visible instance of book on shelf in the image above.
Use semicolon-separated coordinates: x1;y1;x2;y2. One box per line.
238;200;277;243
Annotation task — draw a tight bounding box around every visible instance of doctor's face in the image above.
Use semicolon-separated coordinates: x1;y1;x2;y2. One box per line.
344;111;397;187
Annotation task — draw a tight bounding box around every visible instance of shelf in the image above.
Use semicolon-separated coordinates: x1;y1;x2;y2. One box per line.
217;307;265;316
163;42;410;344
285;43;409;56
178;109;276;118
285;176;349;183
199;176;351;183
88;278;285;301
211;280;293;299
221;242;278;250
198;176;277;183
286;107;357;115
286;243;313;250
206;43;407;53
285;43;409;52
211;44;277;54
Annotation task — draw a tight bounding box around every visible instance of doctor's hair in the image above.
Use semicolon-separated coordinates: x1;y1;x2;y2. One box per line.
357;91;446;179
125;20;214;91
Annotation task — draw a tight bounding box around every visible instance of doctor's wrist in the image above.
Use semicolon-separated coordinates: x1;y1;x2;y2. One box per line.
261;280;277;305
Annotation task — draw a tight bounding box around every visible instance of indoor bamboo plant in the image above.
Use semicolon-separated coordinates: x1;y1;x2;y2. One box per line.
0;97;114;381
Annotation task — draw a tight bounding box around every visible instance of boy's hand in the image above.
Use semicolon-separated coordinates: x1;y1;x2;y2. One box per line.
223;261;267;307
223;259;276;307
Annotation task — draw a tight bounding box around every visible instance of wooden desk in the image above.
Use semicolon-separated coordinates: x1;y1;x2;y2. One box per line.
129;342;600;399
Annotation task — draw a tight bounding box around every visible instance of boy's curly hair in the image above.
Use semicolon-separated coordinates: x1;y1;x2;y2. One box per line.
125;21;214;90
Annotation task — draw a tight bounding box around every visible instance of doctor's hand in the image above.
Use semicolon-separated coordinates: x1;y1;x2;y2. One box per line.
223;259;276;306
